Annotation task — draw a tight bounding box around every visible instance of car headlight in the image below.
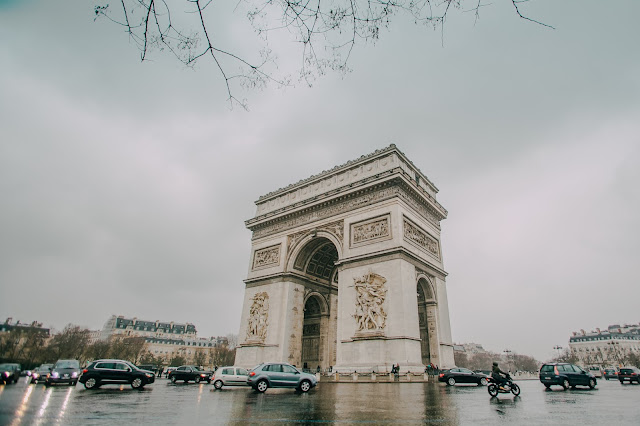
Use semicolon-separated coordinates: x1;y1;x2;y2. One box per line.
51;372;59;378
32;373;39;379
3;372;9;377
145;373;153;378
72;372;78;378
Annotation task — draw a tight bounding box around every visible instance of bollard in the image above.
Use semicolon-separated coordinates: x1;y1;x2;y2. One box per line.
334;372;339;382
371;372;376;381
353;371;358;381
407;372;411;382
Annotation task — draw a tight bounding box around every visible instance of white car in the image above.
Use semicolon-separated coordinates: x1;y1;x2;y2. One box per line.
212;366;250;389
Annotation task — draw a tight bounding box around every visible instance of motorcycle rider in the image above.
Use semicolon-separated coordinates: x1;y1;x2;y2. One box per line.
491;361;509;389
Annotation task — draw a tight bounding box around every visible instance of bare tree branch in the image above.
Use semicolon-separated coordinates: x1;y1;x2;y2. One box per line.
94;0;553;107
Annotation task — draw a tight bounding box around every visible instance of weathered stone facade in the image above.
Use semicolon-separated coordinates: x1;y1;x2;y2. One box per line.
235;145;455;372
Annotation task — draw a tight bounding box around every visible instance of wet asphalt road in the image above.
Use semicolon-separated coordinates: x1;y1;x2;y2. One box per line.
1;376;640;425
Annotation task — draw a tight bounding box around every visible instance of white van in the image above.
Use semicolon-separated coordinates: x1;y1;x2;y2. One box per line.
587;365;602;378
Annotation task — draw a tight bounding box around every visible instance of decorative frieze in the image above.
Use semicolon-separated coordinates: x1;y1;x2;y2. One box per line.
252;244;281;270
350;214;391;247
403;217;440;259
252;182;442;240
246;292;269;342
353;273;388;333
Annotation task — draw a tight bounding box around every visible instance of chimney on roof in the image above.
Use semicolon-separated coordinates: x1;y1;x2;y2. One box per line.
581;329;586;335
596;328;601;333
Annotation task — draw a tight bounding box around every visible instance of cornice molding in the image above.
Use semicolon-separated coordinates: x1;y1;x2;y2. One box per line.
248;174;446;240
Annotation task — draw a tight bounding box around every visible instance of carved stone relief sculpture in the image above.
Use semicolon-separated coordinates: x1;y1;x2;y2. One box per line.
352;273;388;332
246;292;270;342
403;218;440;259
252;245;281;269
351;215;391;246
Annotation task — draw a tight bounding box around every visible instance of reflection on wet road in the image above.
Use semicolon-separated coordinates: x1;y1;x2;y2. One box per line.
1;378;640;424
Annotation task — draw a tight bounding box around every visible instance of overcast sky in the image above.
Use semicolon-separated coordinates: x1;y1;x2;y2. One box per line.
1;0;638;362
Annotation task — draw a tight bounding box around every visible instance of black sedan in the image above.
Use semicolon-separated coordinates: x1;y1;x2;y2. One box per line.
438;367;488;386
168;365;212;384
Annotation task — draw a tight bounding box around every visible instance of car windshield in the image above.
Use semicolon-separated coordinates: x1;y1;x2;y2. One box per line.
55;360;79;369
0;364;15;370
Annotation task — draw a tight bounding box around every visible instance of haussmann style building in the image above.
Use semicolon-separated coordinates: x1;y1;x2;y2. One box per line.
234;145;455;373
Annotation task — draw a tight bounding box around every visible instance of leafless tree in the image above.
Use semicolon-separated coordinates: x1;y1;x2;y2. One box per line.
94;0;552;108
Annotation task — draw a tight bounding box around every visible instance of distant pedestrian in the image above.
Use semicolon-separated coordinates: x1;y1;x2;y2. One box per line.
158;367;164;378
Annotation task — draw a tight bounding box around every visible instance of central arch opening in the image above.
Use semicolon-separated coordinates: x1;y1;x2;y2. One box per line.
293;236;339;371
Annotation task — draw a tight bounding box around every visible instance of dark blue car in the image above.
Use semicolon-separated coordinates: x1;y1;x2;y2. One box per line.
539;362;596;390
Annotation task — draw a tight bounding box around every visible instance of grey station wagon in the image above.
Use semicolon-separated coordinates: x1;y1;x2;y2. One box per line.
247;362;317;393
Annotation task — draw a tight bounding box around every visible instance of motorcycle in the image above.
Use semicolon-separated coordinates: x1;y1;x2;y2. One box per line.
487;374;521;397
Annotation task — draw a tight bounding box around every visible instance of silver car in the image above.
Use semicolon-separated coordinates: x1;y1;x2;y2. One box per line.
212;366;250;389
247;362;317;393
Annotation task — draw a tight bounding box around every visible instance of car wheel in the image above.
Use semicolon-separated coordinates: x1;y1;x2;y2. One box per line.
214;380;223;390
84;377;98;390
131;378;143;389
588;378;596;389
299;380;311;393
170;376;177;384
479;377;488;386
544;384;551;390
447;377;456;386
256;379;268;393
194;376;201;384
562;379;570;390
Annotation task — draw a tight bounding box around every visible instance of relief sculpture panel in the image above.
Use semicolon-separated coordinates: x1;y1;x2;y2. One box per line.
403;217;440;259
252;244;281;270
246;292;269;342
353;273;388;333
350;215;391;247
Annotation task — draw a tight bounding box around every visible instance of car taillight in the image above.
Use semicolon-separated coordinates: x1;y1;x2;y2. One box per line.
554;366;559;375
439;373;444;378
632;373;637;376
82;369;88;374
249;372;256;377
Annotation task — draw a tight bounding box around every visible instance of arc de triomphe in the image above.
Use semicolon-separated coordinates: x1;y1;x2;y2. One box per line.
234;145;455;372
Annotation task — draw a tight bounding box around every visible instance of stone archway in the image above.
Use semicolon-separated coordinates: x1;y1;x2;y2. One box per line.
417;277;440;367
235;145;455;371
291;237;339;371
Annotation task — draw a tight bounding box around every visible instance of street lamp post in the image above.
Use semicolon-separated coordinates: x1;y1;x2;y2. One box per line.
503;349;513;373
553;345;563;359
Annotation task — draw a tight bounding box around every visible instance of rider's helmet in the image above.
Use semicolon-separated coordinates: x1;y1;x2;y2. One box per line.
492;361;498;366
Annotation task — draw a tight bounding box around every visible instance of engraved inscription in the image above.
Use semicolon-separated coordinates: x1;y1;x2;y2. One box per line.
253;245;281;269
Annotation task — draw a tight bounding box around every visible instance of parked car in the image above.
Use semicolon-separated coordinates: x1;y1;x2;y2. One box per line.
168;365;212;384
618;367;640;384
45;359;81;386
603;368;618;380
30;364;54;384
212;366;250;389
247;362;317;393
79;359;155;389
539;362;596;390
0;363;22;384
438;367;488;386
